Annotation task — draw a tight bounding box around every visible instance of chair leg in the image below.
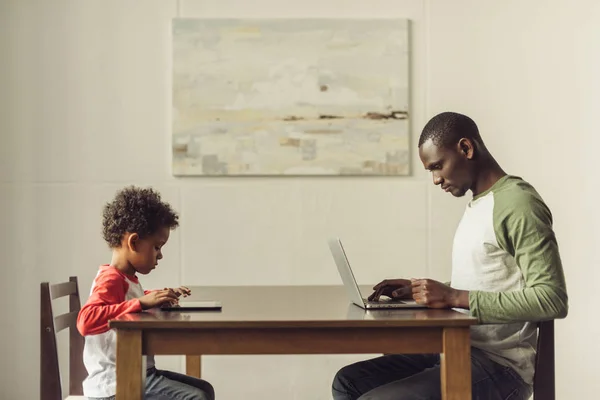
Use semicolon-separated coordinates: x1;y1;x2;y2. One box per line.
186;355;202;378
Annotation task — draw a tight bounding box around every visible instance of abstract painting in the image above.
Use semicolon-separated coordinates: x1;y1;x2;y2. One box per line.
172;18;410;176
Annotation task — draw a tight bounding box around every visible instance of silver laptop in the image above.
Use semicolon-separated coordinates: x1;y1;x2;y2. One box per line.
328;237;426;309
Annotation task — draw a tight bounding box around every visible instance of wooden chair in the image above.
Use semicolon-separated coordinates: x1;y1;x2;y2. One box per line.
41;276;87;400
532;320;555;400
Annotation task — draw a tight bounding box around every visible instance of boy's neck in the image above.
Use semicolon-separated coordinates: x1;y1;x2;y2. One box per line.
110;250;136;276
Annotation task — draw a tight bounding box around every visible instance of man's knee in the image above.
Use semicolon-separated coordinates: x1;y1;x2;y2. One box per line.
198;383;215;400
187;379;214;400
332;364;360;399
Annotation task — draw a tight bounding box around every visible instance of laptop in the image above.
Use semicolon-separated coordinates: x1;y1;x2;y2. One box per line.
328;237;426;310
159;300;222;311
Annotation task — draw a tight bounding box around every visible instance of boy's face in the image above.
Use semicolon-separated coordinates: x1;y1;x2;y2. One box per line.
128;226;171;275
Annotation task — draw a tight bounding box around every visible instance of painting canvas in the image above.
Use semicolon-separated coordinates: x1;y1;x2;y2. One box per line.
172;18;410;176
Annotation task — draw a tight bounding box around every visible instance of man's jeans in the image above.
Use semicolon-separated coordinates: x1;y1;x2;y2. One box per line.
89;367;215;400
332;348;532;400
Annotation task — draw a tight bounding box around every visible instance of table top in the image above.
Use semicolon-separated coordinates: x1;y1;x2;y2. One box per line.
109;285;477;330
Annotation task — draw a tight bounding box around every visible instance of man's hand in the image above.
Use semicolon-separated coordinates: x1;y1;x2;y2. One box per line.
410;279;469;309
368;279;412;301
139;289;180;310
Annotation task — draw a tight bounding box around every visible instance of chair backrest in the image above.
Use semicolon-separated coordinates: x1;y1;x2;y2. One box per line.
40;276;87;400
532;320;555;400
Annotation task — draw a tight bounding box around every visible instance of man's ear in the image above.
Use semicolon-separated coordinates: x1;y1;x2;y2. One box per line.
126;232;139;252
458;138;475;160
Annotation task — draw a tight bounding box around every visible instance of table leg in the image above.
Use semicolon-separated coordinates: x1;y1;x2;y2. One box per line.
186;355;202;378
116;329;144;400
441;327;471;400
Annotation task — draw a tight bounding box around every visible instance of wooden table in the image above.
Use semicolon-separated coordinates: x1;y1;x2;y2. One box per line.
110;286;477;400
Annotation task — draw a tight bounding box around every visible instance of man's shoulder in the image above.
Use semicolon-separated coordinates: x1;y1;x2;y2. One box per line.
493;176;546;207
492;176;552;222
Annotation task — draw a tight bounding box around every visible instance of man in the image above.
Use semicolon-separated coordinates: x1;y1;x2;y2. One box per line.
332;112;568;400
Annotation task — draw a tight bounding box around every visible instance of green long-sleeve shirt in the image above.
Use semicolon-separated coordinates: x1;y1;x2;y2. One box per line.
450;175;568;385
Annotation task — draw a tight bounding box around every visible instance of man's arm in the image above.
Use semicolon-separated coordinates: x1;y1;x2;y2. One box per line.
467;192;568;324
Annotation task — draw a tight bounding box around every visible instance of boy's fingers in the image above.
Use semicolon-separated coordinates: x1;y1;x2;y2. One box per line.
177;286;191;296
159;290;178;299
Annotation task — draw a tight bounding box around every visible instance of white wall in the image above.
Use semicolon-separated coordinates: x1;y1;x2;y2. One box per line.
1;0;599;398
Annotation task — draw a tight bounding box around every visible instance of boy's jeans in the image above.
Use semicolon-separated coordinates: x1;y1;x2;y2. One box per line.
89;367;214;400
332;347;532;400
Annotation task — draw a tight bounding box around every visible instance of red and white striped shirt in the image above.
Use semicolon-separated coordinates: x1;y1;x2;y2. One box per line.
77;265;154;398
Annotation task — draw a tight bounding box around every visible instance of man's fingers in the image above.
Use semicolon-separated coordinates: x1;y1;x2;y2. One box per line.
372;280;387;290
413;292;428;305
369;288;383;301
392;287;409;298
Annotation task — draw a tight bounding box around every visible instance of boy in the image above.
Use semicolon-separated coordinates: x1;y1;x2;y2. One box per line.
77;186;215;400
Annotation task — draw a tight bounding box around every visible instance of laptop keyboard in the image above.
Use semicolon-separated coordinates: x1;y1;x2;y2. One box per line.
364;298;406;307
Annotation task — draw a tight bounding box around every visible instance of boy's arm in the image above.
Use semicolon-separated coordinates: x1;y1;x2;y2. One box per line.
77;271;143;336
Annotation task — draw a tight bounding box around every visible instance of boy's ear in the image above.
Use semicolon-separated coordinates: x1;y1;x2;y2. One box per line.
126;232;139;252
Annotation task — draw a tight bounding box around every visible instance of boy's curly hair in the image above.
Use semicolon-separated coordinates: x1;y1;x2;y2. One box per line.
102;186;179;248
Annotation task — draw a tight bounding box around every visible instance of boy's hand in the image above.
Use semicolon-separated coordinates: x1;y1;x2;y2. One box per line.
165;286;192;298
139;289;179;310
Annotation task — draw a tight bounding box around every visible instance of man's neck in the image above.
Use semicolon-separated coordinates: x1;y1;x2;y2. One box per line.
471;160;507;197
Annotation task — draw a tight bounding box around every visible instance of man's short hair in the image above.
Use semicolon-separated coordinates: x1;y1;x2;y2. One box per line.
418;112;482;148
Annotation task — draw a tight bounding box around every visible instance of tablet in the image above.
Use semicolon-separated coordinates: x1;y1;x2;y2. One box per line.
160;300;222;311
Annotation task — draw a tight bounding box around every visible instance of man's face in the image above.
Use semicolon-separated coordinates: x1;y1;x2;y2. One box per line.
418;138;474;197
